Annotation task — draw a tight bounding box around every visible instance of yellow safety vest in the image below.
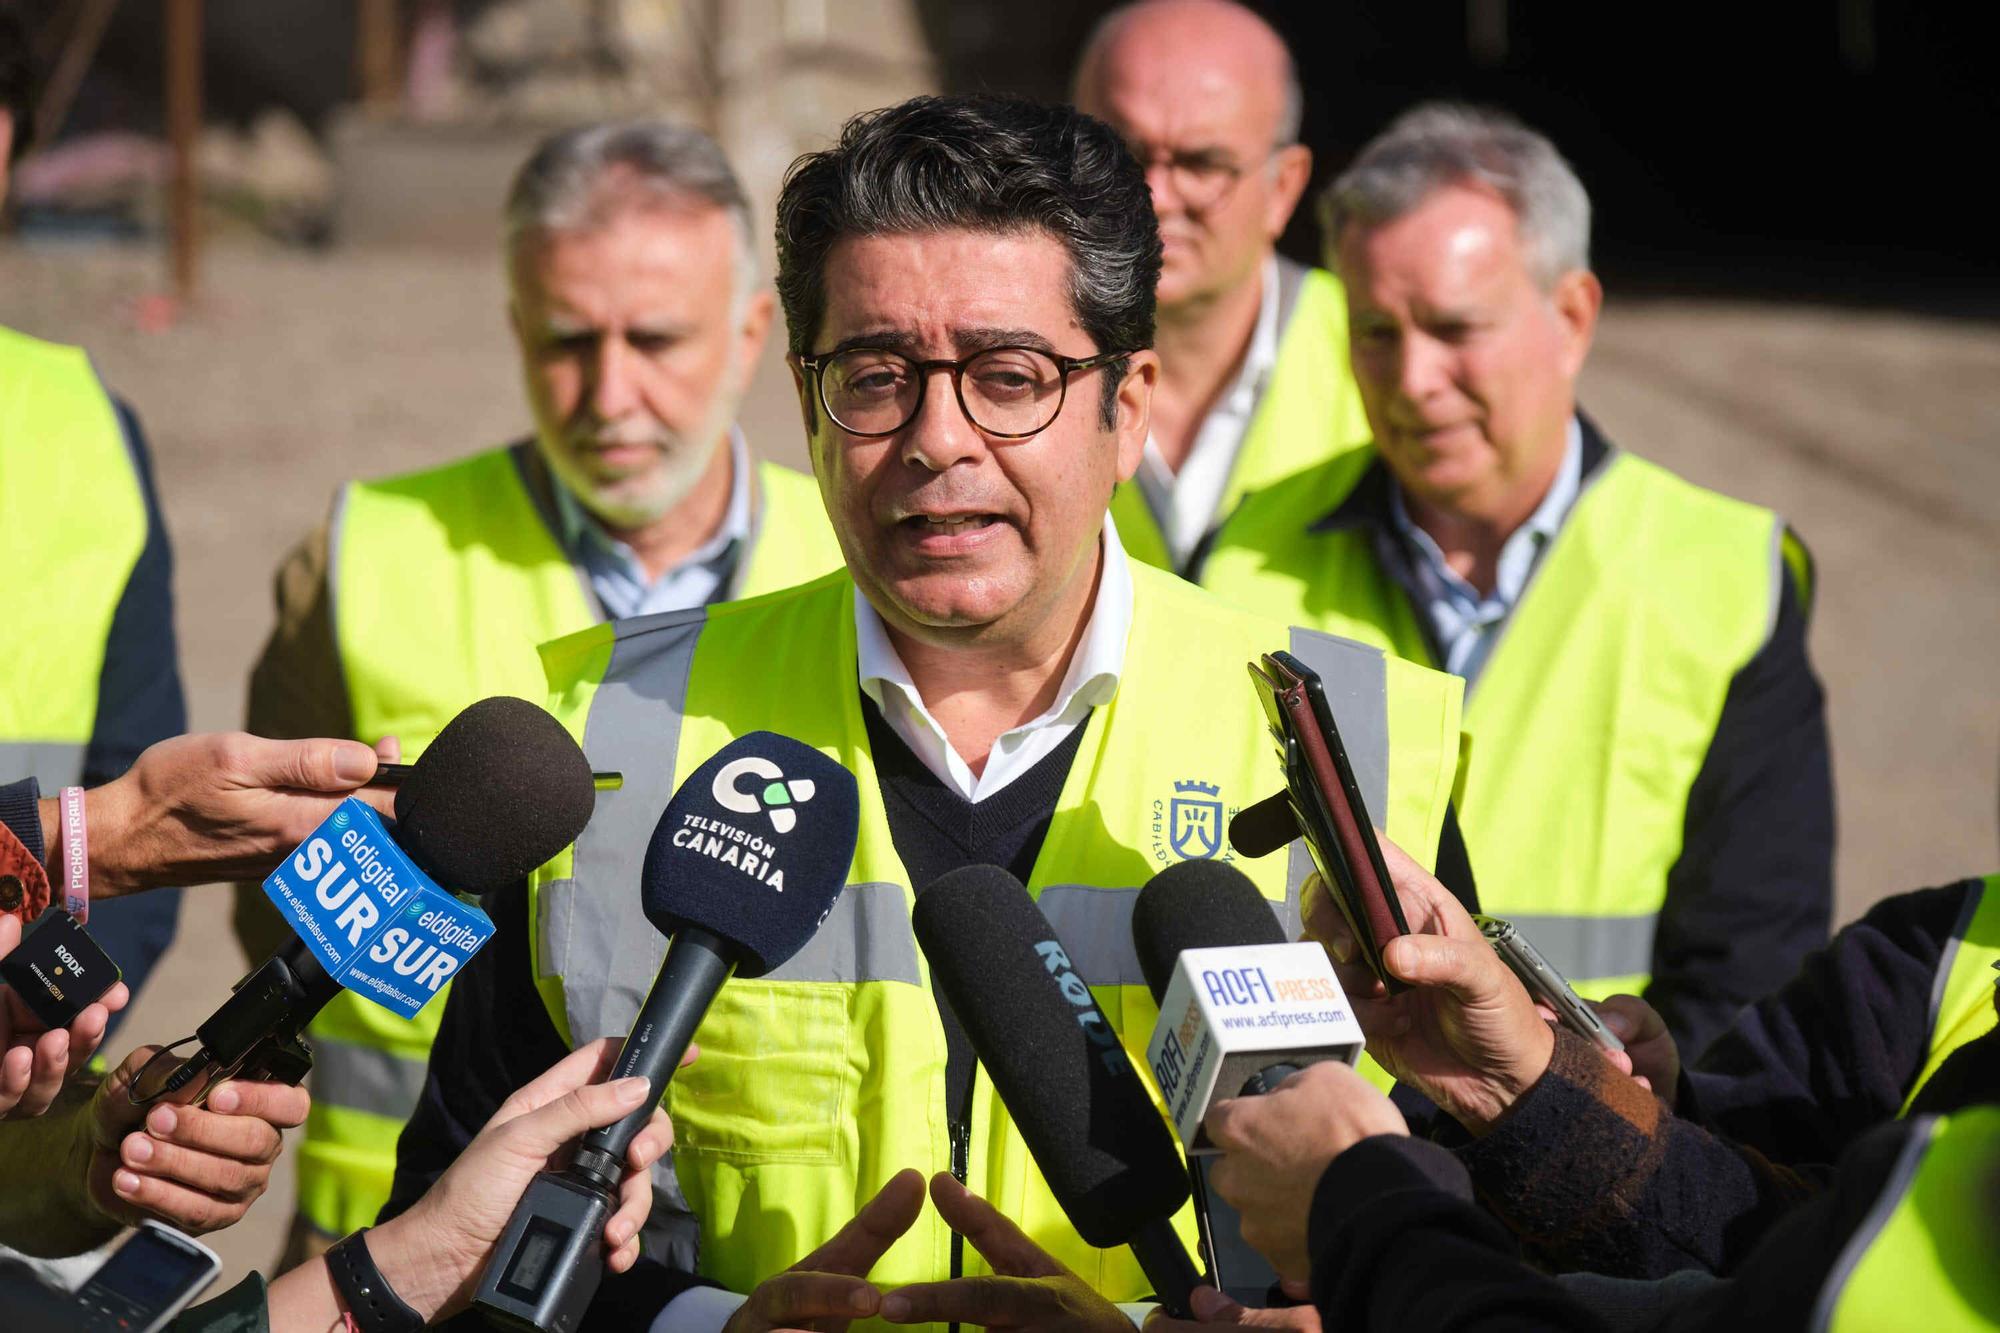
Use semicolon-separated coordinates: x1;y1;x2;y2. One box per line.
528;559;1464;1325
1903;875;2000;1113
0;326;148;788
1110;262;1370;573
1815;1106;2000;1331
1200;446;1786;999
295;442;841;1239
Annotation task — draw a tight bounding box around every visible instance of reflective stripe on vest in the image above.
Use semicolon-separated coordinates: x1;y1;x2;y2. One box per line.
1813;1107;2000;1331
1112;262;1370;573
296;443;840;1238
527;560;1464;1319
1903;875;2000;1113
0;327;147;786
1201;449;1781;996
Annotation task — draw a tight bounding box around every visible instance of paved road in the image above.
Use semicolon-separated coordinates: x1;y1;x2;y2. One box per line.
3;239;1995;1285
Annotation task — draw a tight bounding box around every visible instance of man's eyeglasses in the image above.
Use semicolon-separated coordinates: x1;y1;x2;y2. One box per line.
1130;144;1283;214
797;345;1130;440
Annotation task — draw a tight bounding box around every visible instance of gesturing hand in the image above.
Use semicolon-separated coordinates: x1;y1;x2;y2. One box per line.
723;1168;927;1333
1;912;128;1119
878;1173;1132;1333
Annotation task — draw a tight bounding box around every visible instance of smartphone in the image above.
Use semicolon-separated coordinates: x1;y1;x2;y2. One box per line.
51;1222;222;1333
1247;650;1409;992
1474;915;1625;1054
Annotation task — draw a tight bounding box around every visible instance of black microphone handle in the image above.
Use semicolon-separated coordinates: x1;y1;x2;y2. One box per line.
569;925;736;1190
1128;1215;1202;1318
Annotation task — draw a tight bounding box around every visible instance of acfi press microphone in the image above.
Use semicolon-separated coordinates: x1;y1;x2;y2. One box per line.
473;731;859;1333
132;696;597;1106
912;866;1202;1318
1135;860;1363;1153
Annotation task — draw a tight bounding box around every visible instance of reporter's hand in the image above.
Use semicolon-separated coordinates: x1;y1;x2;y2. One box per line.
1204;1062;1406;1281
360;1036;682;1324
0;913;128;1118
1300;838;1556;1132
1143;1285;1321;1332
878;1173;1130;1333
67;732;398;897
1593;994;1678;1100
724;1168;926;1333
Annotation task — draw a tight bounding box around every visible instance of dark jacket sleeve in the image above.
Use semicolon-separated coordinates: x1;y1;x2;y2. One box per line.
1308;1136;1608;1331
81;396;189;1026
1648;552;1834;1058
1681;879;1972;1161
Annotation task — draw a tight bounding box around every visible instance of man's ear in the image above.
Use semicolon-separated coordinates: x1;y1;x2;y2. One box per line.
1112;350;1160;483
1266;143;1314;240
735;290;775;389
1552;268;1603;379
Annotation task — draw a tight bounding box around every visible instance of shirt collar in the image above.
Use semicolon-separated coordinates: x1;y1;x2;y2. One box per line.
854;513;1133;731
553;426;754;580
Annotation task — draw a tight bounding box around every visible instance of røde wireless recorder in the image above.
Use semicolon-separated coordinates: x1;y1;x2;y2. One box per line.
131;696;597;1107
912;866;1204;1318
473;732;860;1333
0;909;121;1028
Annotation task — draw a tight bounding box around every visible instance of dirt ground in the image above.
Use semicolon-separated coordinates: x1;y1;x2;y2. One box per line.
2;235;1996;1287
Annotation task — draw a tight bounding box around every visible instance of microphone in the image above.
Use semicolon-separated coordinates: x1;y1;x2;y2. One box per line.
135;696;596;1105
911;866;1201;1317
1135;860;1362;1153
1226;791;1298;860
473;732;859;1333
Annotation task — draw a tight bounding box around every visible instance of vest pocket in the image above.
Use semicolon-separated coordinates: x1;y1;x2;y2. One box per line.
667;981;851;1163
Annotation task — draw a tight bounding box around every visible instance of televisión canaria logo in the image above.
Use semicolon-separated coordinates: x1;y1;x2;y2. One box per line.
711;756;818;834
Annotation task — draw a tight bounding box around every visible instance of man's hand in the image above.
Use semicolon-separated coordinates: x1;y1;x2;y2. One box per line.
1301;838;1557;1131
1143;1285;1321;1333
1;913;128;1118
879;1173;1131;1333
58;732;397;898
1203;1063;1406;1281
351;1037;680;1324
1593;994;1678;1100
723;1168;927;1333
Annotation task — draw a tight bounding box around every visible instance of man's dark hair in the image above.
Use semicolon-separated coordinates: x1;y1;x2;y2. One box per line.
775;94;1160;428
1;4;35;163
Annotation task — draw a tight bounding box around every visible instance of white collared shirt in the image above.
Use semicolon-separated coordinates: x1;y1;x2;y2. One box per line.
1134;256;1283;568
551;428;754;618
853;516;1134;802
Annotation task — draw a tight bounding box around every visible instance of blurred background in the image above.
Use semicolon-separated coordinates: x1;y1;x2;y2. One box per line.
3;0;1995;1287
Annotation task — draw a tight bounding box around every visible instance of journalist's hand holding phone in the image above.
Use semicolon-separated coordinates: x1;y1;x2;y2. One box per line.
1301;835;1638;1134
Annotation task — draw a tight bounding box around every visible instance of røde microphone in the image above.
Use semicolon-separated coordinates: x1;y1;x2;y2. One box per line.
911;866;1202;1317
1136;860;1362;1153
1227;790;1299;860
136;696;595;1106
474;731;859;1333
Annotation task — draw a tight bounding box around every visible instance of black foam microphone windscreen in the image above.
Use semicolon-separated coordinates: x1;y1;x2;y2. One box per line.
1227;789;1298;860
911;866;1190;1248
640;731;860;976
391;695;597;894
1131;860;1287;1003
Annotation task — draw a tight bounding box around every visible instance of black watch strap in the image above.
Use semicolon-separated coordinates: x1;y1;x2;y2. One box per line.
327;1227;425;1333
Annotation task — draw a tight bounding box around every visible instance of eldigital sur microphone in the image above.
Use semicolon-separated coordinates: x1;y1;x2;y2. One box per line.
911;866;1204;1318
472;732;860;1333
132;696;597;1106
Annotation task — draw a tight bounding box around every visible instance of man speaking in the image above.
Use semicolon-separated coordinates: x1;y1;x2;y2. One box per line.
385;95;1468;1331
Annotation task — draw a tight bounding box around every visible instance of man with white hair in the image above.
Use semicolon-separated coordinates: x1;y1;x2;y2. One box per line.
236;119;841;1259
1202;103;1834;1059
1073;0;1371;574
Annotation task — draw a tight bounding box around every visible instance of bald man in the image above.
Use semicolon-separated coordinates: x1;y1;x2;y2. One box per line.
1074;0;1370;575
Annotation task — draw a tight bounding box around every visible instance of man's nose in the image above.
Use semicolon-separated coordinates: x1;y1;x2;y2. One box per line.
1143;161;1182;218
1396;334;1452;403
899;367;988;473
589;334;643;420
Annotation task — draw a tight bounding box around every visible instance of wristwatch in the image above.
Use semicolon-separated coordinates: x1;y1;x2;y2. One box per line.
327;1228;425;1333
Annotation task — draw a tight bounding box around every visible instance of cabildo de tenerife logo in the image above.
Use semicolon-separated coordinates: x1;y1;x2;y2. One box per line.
1151;779;1237;863
711;756;818;834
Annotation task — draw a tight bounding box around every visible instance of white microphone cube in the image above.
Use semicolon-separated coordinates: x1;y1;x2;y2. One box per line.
1145;942;1364;1153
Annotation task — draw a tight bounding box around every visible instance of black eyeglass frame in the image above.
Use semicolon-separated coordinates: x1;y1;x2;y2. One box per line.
795;345;1133;441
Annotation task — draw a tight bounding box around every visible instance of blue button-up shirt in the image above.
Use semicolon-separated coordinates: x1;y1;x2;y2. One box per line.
550;429;753;620
1387;419;1582;687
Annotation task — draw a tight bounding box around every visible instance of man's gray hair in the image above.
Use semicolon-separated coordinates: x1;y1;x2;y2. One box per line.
504;119;757;295
1320;102;1591;287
